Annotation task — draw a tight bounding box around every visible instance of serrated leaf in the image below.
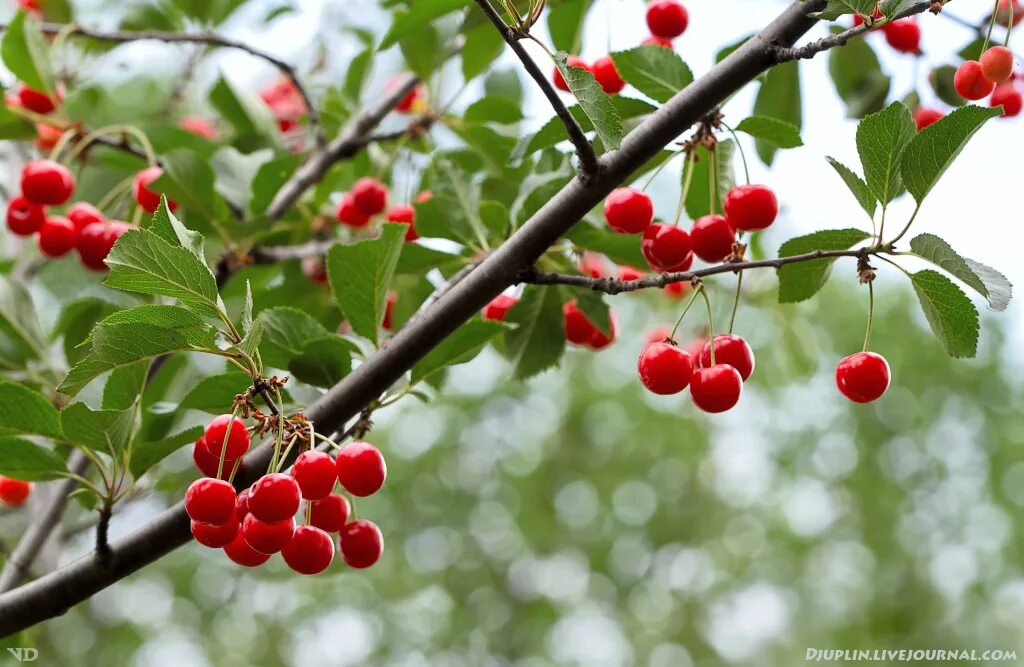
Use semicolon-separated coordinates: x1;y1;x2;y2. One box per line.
777;229;871;303
813;0;879;20
148;198;209;267
326;224;407;346
0;381;62;438
257;306;331;369
553;52;623;151
609;45;693;103
881;0;924;17
752;61;801;165
0;275;47;367
102;360;150;411
380;0;468;49
61;402;137;458
1;11;55;94
735;116;803;148
909;233;1012;311
515;97;654;162
288;336;356;388
911;269;979;358
130;426;204;479
411;320;505;384
548;0;591;53
826;156;877;219
0;437;66;481
504;285;565;379
856;102;915;205
900;105;1001;204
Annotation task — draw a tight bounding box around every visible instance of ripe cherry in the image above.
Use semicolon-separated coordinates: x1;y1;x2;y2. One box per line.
690;365;743;413
21;160;75;206
203;414;250;461
619;265;645;281
395;83;425;114
698;334;755;381
604;188;653;234
981;46;1015;83
336;441;387;497
133;167;177;213
191;512;239;548
37;216;77;258
382;291;397;331
882;17;920;54
235;488;251;520
16;84;60;115
691;214;736;263
302;257;328;285
351;177;388;216
386;205;419;241
592;56;626;94
340;520;384;569
336;194;371;228
996;0;1024;27
77;221;130;272
5;196;45;236
283;525;335;575
724;184;778;232
482;294;518;322
223;532;271;567
310;494;350;533
913;107;944;131
664;281;688;299
564;300;597;345
184;477;237;526
587;314;617;350
179;116;217;140
642;223;693;273
0;477;32;507
248;473;301;523
193;437;237;479
991;83;1023;117
67;202;105;232
637;341;694;395
643;36;673;49
954;61;996;101
292;450;336;500
836;351;890;403
241;514;295;554
554;56;589;92
646;0;689;39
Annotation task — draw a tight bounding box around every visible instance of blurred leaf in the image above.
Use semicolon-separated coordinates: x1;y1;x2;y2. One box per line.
327;224;406;346
504;285;565;379
777;229;871;303
752;61;801;165
553;52;623;151
257;306;333;369
0;437;65;481
568;287;611;336
461;19;503;82
514;97;654;162
911;269;979;358
380;0;469;49
208;74;279;150
826;156;877;219
152;149;221;220
813;0;878;20
856;102;915;205
61;402;137;458
130;426;203;479
0;381;62;438
684;141;735;220
610;45;693;103
411;320;505;383
249;154;301;215
547;0;591;53
399;24;440;81
179;369;250;413
483;68;523;104
909;233;1012;311
1;11;55;94
566;223;647;269
0;276;47;367
289;336;356;388
102;361;150;411
52;298;120;367
735;116;803;148
929;64;966;107
828;31;890;118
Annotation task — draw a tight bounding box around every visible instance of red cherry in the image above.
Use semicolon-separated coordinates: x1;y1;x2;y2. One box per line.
203;415;250;461
386;205;419;241
192;437;238;480
482;294;518;322
852;6;885;26
592;56;625;94
133;167;177;214
663;281;688;299
393;82;425;113
283;525;335;574
0;477;32;507
302;257;328;285
646;0;689;39
637;341;693;395
554;56;589;92
382;291;397;331
241;514;295;554
5;195;45;236
604;188;653;234
691;214;736;263
310;493;350;533
248;473;301;522
191;512;239;548
996;0;1024;27
223;532;271;567
37;216;77;258
292;450;336;500
76;221;130;272
835;351;890;403
235;487;251;517
981;46;1015;83
723;184;778;232
184;477;237;526
689;365;743;413
336;441;387;497
66;202;105;232
340;520;383;569
954;61;996;101
698;334;755;381
351;177;388;216
642;36;674;49
336;193;371;228
642;223;694;272
21;160;75;206
586;313;617;350
179;116;217;140
882;17;920;54
913;107;944;131
992;83;1023;117
415;191;432;204
16;84;60;115
563;300;597;345
618;265;646;281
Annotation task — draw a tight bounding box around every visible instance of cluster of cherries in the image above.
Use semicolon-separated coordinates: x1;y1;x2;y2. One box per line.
953;45;1020;117
0;476;32;508
334;176;423;243
185;415;387;575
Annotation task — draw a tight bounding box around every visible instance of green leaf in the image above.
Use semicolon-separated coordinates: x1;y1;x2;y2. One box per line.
683;141;735;220
0;382;62;438
0;437;66;481
179;369;250;413
148;198;208;268
52;298;120;367
900;105;1001;204
565;223;647;269
881;0;924;18
289;336;356;388
909;234;1013;311
0;275;47;367
399;24;440;81
911;270;980;359
0;97;35;140
547;0;591;53
504;285;565;379
461;20;504;82
396;243;465;275
735;116;803;148
828;27;890;118
257;306;331;369
856;102;915;206
411;320;505;383
825;157;877;220
102;361;150;411
609;45;693;103
151;149;220;219
777;229;871;303
515;97;654;161
568;288;611;337
208;74;280;149
929;65;966;108
380;0;469;49
752;60;801;165
1;11;55;94
130;426;204;479
250;154;301;215
553;52;624;151
813;0;879;20
61;402;137;458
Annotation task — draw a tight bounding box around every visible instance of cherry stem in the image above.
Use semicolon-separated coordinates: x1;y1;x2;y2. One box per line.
641;149;683;192
66;124;158;167
312;430;343;451
1007;0;1015;46
304;500;312;525
708;148;718;215
719;122;750;185
215;406;240;480
276;435;299;474
47;128;78;163
983;0;1000;52
95;174;136;214
863;280;875;352
699;286;717;365
729;271;744;334
669;284;703;340
673;151;698;226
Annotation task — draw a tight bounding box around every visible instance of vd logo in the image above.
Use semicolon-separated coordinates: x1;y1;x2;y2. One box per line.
6;649;38;662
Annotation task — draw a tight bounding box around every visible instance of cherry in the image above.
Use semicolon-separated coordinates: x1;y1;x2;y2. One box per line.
5;196;45;236
604;188;653;234
302;257;328;285
724;184;778;232
691;214;736;263
587;314;617;350
882;17;920;54
592;56;626;95
179;116;217;140
0;477;32;507
283;525;336;574
202;414;250;461
248;473;301;523
37;216;77;258
35;123;61;151
642;223;693;272
564;300;596;345
386;205;419;241
133;167;177;213
852;6;885;26
619;265;646;281
913;107;944;131
554;56;589;92
981;46;1015;83
77;221;130;272
954;61;996;101
336;194;371;228
310;493;350;533
223;532;271;567
16;84;60;115
241;514;295;554
235;487;251;520
646;0;689;39
292;450;336;500
382;291;397;331
395;84;425;113
835;351;890;403
67;202;105;232
991;83;1023;117
996;0;1024;27
340;520;383;569
663;281;688;299
191;512;239;548
351;177;388;216
21;160;75;206
637;341;694;395
184;477;237;526
482;294;518;322
642;36;673;49
193;437;237;479
336;441;387;497
689;365;743;413
698;334;755;381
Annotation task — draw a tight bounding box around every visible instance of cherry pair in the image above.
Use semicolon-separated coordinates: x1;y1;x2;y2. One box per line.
552;56;625;95
955;47;1015;101
852;11;920;54
638;334;753;413
336;178;389;228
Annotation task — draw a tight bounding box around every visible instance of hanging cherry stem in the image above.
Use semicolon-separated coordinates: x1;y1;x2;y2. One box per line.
728;271;744;334
672;150;698;226
642;149;684;192
700;285;717;365
708;148;718;215
983;0;1000;51
1007;0;1015;46
215;406;241;480
669;283;704;340
863;281;875;352
719;121;750;185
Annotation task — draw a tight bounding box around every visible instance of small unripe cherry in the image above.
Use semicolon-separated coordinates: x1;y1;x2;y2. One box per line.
991;83;1023;117
37;216;77;258
34;123;61;151
283;525;335;574
689;365;743;413
191;512;239;548
336;441;387;497
882;17;920;54
646;0;689;39
241;514;295;554
954;61;996;101
203;414;250;461
21;160;75;206
310;493;350;533
382;291;397;331
248;473;302;523
351;177;388;216
0;476;32;507
835;351;891;403
637;341;693;395
913;107;944;131
691;214;736;263
302;257;328;285
223;532;271;567
554;56;589;92
340;519;384;569
386;205;419;241
184;477;237;526
291;450;337;500
392;81;425;114
336;193;371;227
482;294;518;322
604;188;653;234
981;46;1015;83
642;223;693;273
133;167;177;213
591;56;625;94
723;184;778;232
5;196;45;236
698;334;755;381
